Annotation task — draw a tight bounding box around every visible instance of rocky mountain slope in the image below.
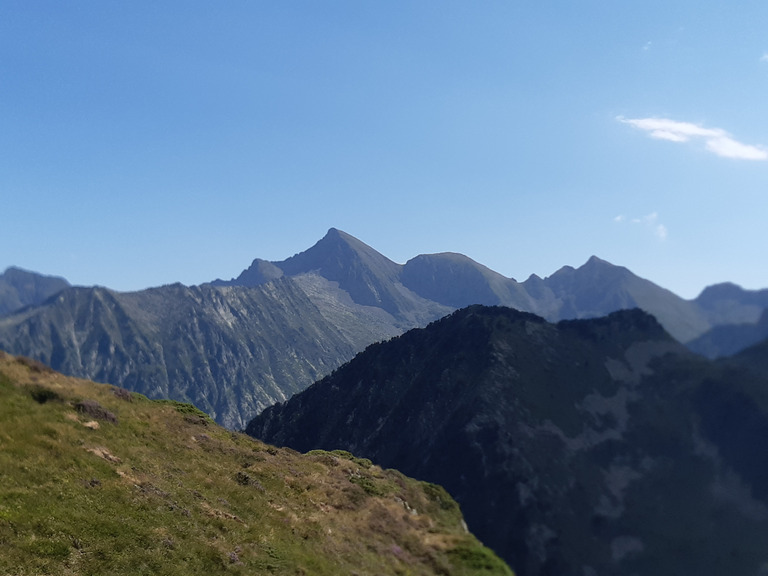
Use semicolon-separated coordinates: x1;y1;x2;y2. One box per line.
0;280;360;429
0;351;512;576
0;266;70;316
1;228;765;428
249;306;768;576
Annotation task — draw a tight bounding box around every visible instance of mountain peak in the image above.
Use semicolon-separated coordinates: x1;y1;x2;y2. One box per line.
275;229;407;312
585;255;610;266
695;282;750;304
278;228;398;276
323;226;345;239
0;266;71;316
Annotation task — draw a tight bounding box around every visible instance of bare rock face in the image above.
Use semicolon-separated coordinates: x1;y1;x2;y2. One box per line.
249;305;768;576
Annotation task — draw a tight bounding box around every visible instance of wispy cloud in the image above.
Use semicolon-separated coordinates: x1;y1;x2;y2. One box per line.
614;212;668;241
761;53;768;63
617;117;768;161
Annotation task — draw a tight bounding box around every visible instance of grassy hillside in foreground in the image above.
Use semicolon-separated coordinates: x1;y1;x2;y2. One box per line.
0;352;512;576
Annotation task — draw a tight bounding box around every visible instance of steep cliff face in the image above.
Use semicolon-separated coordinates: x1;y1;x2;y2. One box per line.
249;306;768;576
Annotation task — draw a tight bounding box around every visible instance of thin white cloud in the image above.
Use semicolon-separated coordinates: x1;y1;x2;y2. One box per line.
614;211;668;242
761;53;768;63
617;116;768;161
705;136;768;160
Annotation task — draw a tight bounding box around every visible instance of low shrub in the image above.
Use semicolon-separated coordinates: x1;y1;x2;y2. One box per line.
28;385;62;404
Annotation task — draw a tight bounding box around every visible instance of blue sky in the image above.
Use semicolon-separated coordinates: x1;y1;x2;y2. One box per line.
2;2;767;298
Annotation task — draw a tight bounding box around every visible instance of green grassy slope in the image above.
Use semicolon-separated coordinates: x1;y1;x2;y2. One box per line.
0;351;512;576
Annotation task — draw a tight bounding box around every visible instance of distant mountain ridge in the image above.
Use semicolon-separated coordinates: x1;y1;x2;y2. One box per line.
0;266;70;316
214;228;765;344
249;305;768;575
1;228;766;427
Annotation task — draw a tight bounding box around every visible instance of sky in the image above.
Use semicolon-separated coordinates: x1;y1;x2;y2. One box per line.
2;2;767;299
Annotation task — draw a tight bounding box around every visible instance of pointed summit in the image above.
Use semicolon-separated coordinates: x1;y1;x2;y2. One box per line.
545;256;632;304
278;228;400;279
275;228;405;313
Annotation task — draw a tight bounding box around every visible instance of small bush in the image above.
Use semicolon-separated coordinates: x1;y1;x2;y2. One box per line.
75;399;118;424
234;471;266;492
349;473;386;497
307;450;339;467
422;482;459;512
28;385;62;404
447;544;511;572
330;450;373;469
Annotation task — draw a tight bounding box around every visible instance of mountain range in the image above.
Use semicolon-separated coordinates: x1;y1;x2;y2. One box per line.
1;228;767;428
248;305;768;575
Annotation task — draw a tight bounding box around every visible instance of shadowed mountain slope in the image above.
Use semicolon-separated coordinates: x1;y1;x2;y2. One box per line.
249;306;768;576
0;351;512;576
723;333;768;376
687;309;768;359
